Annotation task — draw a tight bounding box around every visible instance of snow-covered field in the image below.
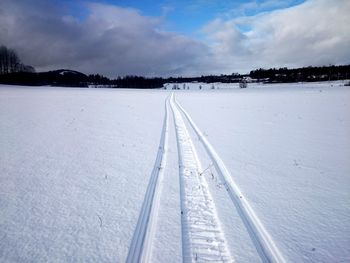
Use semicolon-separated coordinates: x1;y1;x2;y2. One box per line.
0;82;349;262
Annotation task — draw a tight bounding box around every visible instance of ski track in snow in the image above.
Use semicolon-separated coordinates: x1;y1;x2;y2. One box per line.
126;95;170;263
174;95;286;263
127;92;286;263
170;94;234;263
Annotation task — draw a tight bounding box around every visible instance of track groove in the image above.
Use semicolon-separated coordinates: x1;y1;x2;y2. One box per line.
170;93;233;263
126;95;170;263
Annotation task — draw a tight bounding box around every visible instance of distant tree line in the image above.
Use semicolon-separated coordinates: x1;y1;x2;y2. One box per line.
1;45;349;88
0;45;35;75
250;65;350;82
111;76;164;89
88;74;110;85
164;73;243;84
86;75;164;88
109;65;350;87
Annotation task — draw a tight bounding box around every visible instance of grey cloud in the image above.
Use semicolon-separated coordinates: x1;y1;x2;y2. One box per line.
0;0;207;77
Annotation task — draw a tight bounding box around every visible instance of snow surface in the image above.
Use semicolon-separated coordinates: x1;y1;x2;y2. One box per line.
175;82;350;262
0;82;349;262
0;85;167;262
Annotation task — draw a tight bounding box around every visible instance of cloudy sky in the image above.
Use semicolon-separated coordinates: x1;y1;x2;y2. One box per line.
0;0;349;77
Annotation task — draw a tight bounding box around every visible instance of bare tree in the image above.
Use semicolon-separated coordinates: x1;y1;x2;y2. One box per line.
0;45;9;74
0;45;34;74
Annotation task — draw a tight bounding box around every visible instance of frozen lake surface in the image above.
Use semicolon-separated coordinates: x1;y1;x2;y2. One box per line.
0;82;349;262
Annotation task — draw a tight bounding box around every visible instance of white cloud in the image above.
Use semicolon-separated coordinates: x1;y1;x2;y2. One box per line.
203;0;350;73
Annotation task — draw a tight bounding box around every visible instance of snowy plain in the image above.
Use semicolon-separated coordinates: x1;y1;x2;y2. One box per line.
0;82;349;262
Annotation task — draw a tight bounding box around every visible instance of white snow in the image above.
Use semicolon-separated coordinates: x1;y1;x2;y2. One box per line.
0;82;349;262
0;85;167;262
175;82;350;262
58;70;79;75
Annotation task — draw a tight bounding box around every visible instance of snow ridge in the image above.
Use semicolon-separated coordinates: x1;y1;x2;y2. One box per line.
126;96;170;263
170;94;234;263
174;96;286;263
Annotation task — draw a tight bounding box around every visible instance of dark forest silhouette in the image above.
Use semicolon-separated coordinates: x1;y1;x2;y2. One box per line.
0;45;349;88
